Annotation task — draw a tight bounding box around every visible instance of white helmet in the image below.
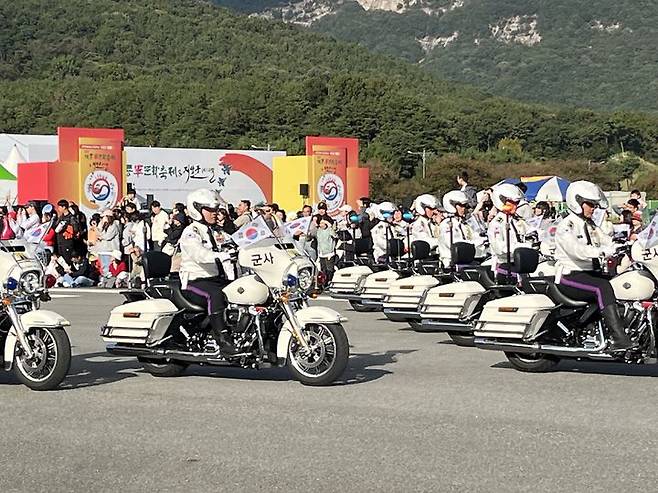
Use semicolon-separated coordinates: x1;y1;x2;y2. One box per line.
414;194;438;215
377;201;396;220
187;188;220;222
442;190;469;214
491;183;525;212
566;180;608;215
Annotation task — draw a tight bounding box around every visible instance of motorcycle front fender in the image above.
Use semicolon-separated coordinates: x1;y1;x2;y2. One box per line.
3;311;70;370
276;306;347;363
20;310;71;329
4;331;16;370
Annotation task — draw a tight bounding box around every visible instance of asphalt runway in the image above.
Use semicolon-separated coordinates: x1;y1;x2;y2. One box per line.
2;291;658;492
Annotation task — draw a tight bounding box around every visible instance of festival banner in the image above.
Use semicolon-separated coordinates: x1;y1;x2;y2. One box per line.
311;147;347;215
125;147;285;207
78;137;123;211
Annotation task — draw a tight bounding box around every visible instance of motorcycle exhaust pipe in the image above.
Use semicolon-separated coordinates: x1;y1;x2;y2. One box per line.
474;338;612;359
107;344;250;363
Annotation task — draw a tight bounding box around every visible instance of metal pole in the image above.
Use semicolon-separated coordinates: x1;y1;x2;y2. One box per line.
505;214;512;285
422;149;426;180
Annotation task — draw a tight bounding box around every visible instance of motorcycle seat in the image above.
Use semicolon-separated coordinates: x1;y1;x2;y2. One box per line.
547;283;588;308
460;267;496;289
149;280;207;313
521;276;554;294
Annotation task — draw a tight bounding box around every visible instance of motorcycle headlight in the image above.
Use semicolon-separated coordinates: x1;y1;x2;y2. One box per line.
20;271;41;295
298;268;314;292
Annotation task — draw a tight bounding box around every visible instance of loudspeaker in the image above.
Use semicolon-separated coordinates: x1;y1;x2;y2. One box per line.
299;184;309;197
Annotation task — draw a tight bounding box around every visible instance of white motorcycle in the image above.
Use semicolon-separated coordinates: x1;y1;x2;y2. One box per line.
413;233;556;345
474;238;658;372
101;238;349;386
329;240;440;312
0;241;71;390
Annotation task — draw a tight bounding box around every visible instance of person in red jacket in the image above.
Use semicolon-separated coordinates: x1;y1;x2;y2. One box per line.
98;250;128;288
41;206;57;251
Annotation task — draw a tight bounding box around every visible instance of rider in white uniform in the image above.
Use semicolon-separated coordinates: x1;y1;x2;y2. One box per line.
487;184;531;279
554;181;634;352
180;189;238;354
438;190;478;265
371;202;408;261
410;194;440;250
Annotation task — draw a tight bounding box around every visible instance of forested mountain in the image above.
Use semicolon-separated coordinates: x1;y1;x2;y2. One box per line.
214;0;658;113
1;0;657;197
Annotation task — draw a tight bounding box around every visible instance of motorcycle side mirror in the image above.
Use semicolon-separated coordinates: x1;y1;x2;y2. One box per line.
6;277;18;291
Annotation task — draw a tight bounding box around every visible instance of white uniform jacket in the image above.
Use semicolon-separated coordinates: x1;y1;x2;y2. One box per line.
411;215;439;250
487;212;531;266
372;220;408;260
179;221;235;288
554;213;613;276
437;215;477;262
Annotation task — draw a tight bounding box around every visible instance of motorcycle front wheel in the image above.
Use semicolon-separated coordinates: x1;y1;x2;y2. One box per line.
505;352;559;372
349;300;378;312
13;327;71;391
141;359;188;377
288;323;349;386
448;333;475;347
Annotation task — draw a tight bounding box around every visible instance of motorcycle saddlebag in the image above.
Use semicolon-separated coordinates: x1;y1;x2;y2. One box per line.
420;281;486;320
329;265;373;294
474;294;554;339
101;299;179;345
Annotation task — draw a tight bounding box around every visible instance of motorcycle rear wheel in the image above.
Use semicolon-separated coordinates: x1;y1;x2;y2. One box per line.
13;327;71;391
142;360;188;377
448;333;475;347
505;352;559;372
349;300;378;312
288;323;349;386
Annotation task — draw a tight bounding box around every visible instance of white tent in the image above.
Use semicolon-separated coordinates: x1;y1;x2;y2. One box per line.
3;144;25;177
0;145;23;203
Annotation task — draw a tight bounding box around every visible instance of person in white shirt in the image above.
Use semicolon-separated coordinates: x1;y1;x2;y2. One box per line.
15;201;41;238
234;199;253;229
149;200;169;251
120;187;141;210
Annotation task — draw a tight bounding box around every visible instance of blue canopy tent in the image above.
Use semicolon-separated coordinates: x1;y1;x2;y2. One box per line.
497;176;571;202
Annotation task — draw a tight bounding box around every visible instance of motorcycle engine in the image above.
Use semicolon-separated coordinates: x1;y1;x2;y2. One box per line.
620;303;643;337
577;323;602;350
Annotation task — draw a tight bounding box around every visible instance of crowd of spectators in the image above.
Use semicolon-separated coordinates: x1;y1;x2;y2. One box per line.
3;178;650;289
